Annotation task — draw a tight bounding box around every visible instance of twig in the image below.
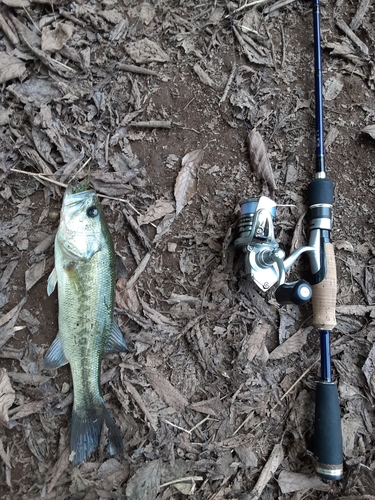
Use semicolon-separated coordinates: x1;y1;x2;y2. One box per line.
10;167;142;216
164;419;191;434
122;379;157;430
22;6;41;34
116;63;159;76
264;0;297;14
232;410;255;436
271;359;319;411
11;168;67;188
68;157;92;183
130;120;172;129
125;251;152;289
160;476;204;488
164;415;213;435
219;62;236;104
336;18;369;56
350;0;372;31
227;0;272;17
0;12;19;45
122;209;154;249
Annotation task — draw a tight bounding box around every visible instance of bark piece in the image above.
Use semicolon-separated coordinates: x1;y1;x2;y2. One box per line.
248;129;276;190
0;369;15;428
251;443;284;498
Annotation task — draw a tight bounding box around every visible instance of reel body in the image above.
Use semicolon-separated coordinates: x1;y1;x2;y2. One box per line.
234;196;315;305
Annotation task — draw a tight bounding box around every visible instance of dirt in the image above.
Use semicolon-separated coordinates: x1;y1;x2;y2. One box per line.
1;0;375;499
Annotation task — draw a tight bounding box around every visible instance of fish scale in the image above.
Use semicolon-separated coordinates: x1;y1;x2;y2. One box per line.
43;186;128;466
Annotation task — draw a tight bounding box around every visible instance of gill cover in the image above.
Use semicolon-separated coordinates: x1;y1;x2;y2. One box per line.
58;187;104;261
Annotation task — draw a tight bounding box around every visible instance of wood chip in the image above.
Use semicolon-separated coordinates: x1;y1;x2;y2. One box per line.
145;367;188;412
250;443;284;498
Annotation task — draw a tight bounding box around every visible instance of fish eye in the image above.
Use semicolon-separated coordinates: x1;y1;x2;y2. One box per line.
86;206;98;218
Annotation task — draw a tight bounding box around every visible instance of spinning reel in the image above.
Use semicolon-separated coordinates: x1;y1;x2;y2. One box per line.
234;196;322;306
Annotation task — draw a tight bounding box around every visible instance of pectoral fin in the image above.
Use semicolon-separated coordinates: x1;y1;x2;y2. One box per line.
47;268;58;296
104;323;129;354
43;335;68;370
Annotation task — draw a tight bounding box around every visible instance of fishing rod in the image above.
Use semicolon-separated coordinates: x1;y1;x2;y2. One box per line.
234;0;343;480
308;0;343;481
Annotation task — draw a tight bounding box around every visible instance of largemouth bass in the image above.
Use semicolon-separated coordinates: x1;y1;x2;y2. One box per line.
44;186;128;466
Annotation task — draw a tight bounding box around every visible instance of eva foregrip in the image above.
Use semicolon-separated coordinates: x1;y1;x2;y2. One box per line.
312;242;337;330
314;381;343;480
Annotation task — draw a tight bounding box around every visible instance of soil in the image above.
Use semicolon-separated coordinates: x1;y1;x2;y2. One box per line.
1;0;375;499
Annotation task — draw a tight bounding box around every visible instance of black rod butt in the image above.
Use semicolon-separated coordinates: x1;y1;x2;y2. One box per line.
314;381;343;481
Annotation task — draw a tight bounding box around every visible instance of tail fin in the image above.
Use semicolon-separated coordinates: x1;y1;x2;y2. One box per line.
70;403;123;466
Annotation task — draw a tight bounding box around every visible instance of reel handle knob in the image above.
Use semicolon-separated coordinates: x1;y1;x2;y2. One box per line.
275;280;312;305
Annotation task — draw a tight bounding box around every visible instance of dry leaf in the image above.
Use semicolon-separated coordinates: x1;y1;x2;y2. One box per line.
193;63;215;88
0;369;15;428
361;124;375;140
342;413;361;458
269;326;313;360
146;367;188;412
41;23;74;53
248;129;276;190
128;2;155;25
125;459;161;500
25;259;46;291
137;199;175;225
335;239;354;252
0;53;26;84
1;0;29;6
0;106;11;126
126;39;169;63
362;344;375;398
278;470;330;493
115;277;141;313
174;149;204;215
0;298;26;350
323;75;344;101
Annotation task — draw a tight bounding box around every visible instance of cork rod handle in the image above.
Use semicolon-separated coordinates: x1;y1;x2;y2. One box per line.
311;242;337;330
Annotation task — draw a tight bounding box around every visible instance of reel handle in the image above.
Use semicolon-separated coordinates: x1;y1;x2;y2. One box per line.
275;280;312;306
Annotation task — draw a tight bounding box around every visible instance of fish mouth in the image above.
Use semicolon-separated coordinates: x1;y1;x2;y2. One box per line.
63;185;97;206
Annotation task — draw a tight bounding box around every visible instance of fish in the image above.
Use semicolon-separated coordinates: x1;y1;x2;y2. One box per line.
43;185;128;466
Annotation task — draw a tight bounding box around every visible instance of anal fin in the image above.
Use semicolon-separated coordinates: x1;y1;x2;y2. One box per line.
43;335;68;370
104;322;128;355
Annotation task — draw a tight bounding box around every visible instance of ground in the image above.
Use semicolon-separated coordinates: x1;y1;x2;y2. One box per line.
1;0;375;499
